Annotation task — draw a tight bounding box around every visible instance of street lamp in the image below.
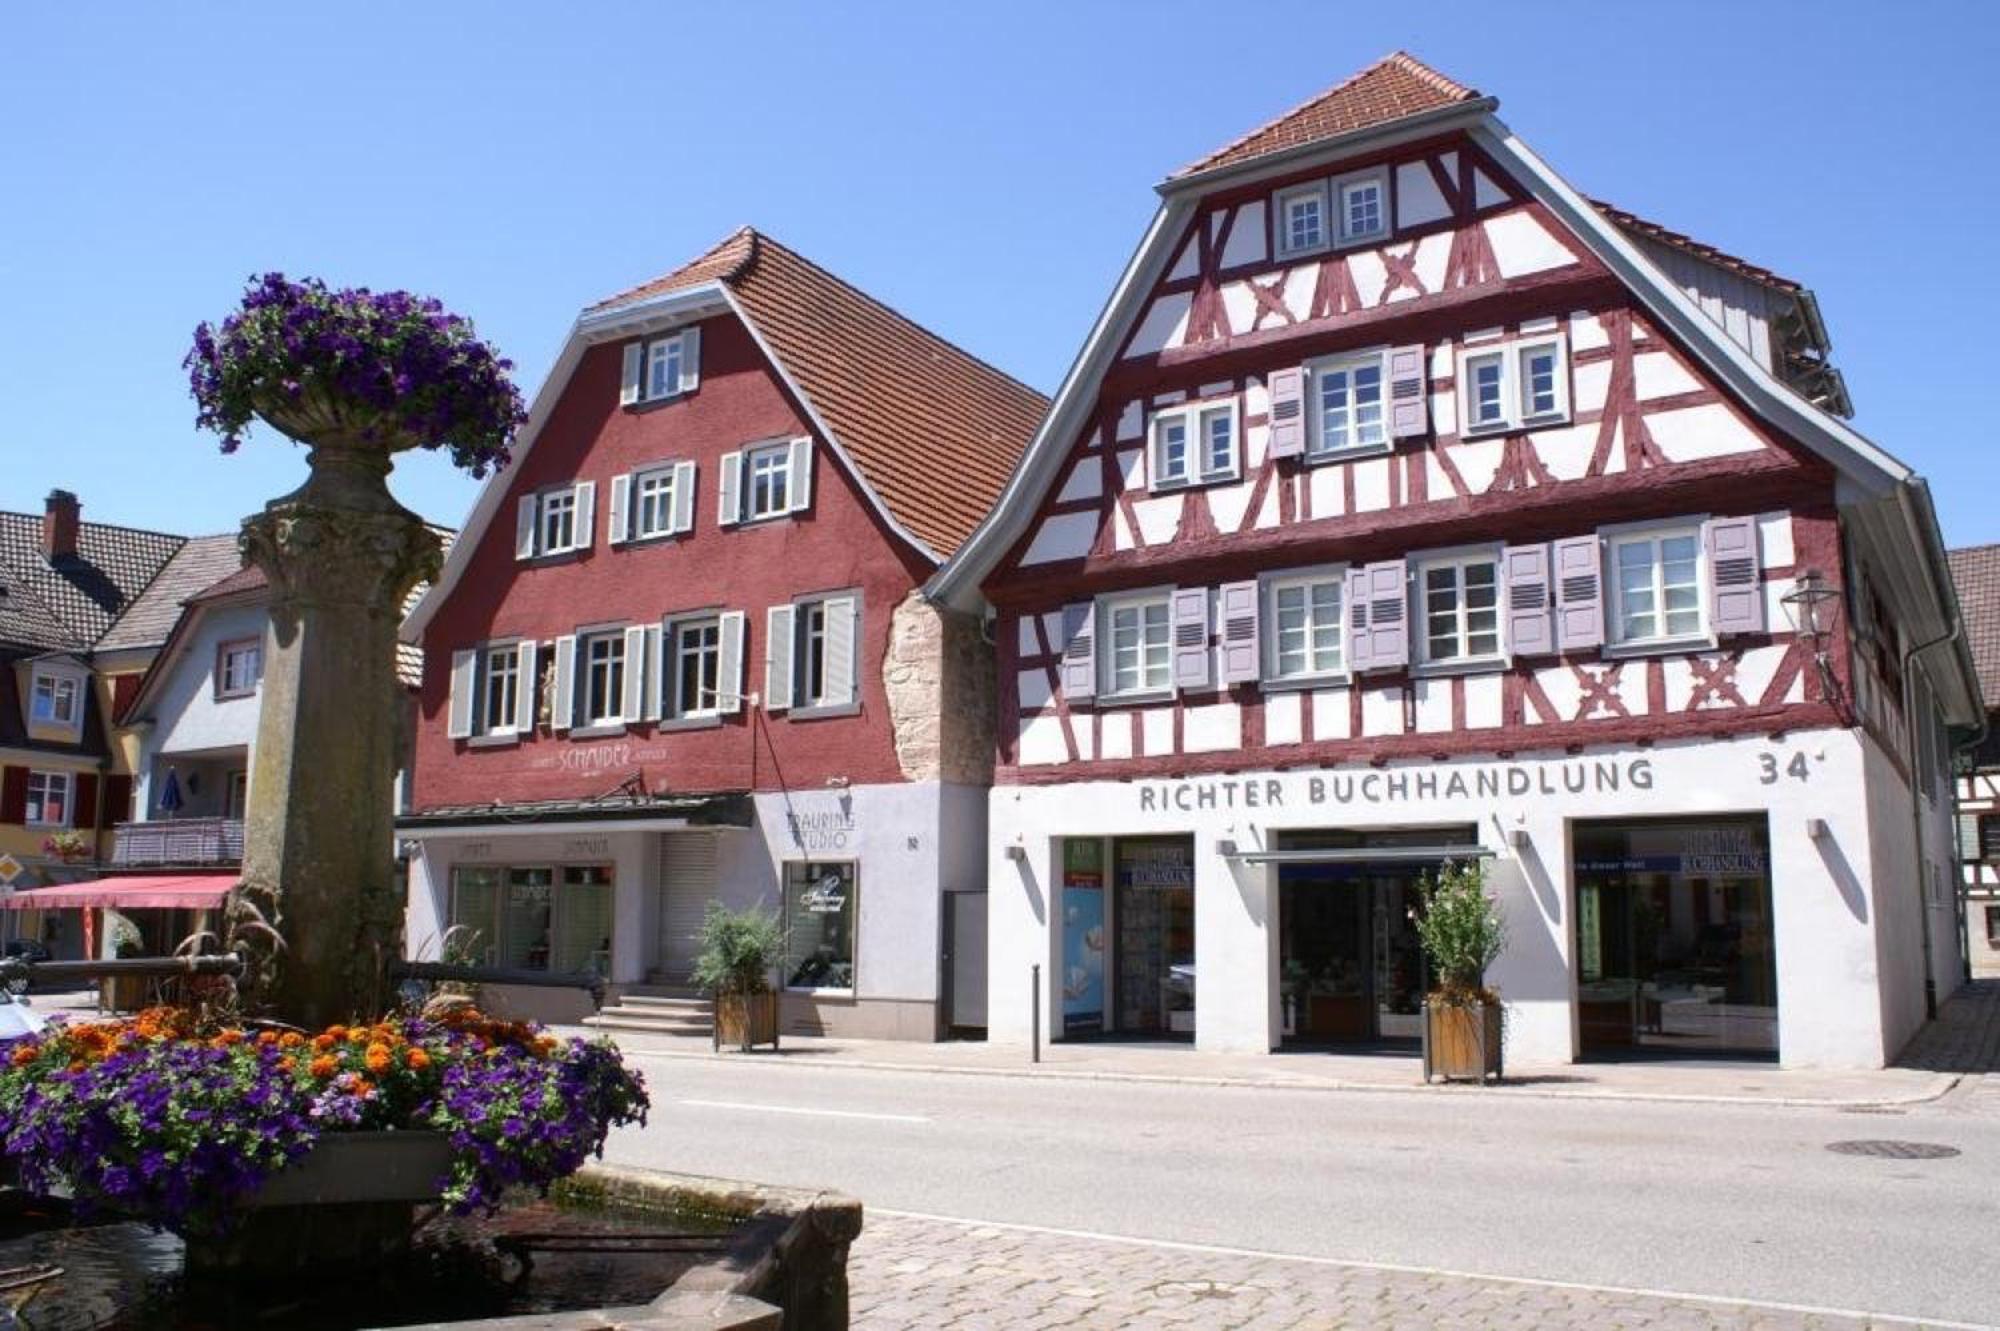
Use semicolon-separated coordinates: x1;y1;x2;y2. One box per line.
1779;568;1839;652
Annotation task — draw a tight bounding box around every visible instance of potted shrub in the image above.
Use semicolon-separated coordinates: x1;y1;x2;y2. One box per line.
1413;859;1507;1083
691;903;782;1052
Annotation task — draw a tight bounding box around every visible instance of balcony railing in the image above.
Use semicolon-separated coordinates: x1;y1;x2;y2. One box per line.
110;818;245;868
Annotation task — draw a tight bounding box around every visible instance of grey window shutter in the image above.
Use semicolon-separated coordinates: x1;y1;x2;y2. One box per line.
1502;543;1554;657
824;595;858;704
1704;516;1765;635
1268;367;1306;459
1061;601;1097;701
607;473;631;545
679;327;701;393
572;480;596;549
620;342;643;406
1388;344;1428;439
718;451;743;526
789;437;814;513
1218;581;1261;684
672;460;697;533
621;625;648;722
1345;567;1373;672
1553;536;1605;650
1362;560;1409;670
551;635;577;731
515;496;538;560
764;604;796;711
718;612;747;714
1172;587;1212;691
641;627;662;721
514;640;539;732
447;649;477;739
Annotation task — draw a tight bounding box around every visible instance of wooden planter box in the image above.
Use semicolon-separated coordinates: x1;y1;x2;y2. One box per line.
714;990;780;1052
1422;998;1503;1084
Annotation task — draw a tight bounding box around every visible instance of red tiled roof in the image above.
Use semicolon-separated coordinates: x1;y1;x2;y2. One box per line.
1175;52;1481;178
1591;200;1803;294
594;230;1048;559
1948;543;2000;709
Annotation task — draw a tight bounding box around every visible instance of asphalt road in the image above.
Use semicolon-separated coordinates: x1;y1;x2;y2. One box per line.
599;1052;2000;1326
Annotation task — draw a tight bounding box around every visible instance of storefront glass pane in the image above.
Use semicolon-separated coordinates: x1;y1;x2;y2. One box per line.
784;861;856;990
554;866;613;975
1060;839;1107;1035
448;867;501;965
503;867;555;971
1113;837;1195;1035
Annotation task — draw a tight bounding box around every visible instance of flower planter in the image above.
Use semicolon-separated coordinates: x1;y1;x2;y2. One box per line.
714;991;779;1052
249;1129;453;1208
1422;997;1503;1084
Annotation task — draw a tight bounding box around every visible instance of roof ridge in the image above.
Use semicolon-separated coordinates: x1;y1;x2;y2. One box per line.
589;226;760;311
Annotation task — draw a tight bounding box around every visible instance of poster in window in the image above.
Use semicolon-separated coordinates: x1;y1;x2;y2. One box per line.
1061;839;1105;1034
785;861;855;990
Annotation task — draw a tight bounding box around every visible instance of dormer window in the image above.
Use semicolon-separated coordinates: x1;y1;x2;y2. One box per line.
30;670;78;727
1275;183;1329;258
619;327;702;407
1336;171;1388;245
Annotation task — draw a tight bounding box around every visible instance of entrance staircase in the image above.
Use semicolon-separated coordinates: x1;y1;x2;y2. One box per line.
583;983;713;1039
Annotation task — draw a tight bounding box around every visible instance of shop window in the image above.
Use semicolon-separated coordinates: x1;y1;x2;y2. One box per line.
1114;837;1195;1035
449;863;613;975
784;860;856;991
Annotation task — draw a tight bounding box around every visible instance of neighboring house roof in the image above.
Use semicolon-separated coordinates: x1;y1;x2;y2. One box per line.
0;511;184;652
1590;199;1801;294
1948;543;2000;712
95;534;243;653
593;228;1049;558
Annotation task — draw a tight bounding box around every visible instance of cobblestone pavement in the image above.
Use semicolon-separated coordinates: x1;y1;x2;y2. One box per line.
847;1211;1977;1330
1896;979;2000;1076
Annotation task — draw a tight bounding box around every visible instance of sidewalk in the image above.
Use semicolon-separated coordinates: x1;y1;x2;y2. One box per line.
568;979;2000;1109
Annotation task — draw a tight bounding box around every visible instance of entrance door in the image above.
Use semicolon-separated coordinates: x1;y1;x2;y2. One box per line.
654;833;716;985
1279;867;1425;1045
1113;836;1195;1036
944;891;987;1034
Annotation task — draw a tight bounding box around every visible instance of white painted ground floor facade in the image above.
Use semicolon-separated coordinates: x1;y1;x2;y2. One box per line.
986;727;1963;1069
402;779;987;1038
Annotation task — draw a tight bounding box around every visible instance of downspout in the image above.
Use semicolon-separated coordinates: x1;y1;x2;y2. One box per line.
1901;623;1963;1022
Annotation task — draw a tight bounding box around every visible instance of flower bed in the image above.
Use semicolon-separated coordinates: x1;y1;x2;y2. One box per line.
0;1006;647;1235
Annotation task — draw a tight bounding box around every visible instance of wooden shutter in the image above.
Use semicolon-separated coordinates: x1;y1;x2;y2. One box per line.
1268;366;1306;459
515;496;538;560
1552;536;1605;650
110;674;140;725
447;649;477;738
765;605;796;711
1502;543;1554;657
620;342;644;406
718;451;743;526
641;628;662;722
718;612;746;714
550;635;576;731
1704;516;1765;636
679;327;701;393
672;460;696;533
1361;560;1409;670
514;641;539;732
1060;602;1096;701
607;474;631;545
824;595;858;705
0;767;26;825
621;625;649;722
103;774;133;825
1388;344;1428;439
1218;581;1261;684
572;481;596;550
1344;567;1373;672
1172;588;1212;691
788;437;814;513
73;774;98;829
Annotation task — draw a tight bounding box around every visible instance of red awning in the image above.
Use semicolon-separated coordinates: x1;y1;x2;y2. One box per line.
0;875;236;911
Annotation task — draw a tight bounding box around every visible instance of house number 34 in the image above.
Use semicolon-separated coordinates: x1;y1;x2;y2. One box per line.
1757;752;1811;784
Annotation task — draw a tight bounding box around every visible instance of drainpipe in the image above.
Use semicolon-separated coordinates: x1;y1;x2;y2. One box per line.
92;757;110;869
1902;620;1963;1022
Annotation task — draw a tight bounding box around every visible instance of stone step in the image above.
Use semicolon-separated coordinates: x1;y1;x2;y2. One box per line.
614;992;707;1010
585;1008;714;1037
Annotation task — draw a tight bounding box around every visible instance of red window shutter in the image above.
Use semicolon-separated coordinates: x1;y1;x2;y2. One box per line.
1217;581;1261;684
1553;536;1605;651
1171;588;1213;691
1388;344;1428;439
1502;544;1554;657
1267;367;1306;459
72;774;98;829
103;775;134;825
1704;516;1765;636
111;674;141;724
0;767;25;825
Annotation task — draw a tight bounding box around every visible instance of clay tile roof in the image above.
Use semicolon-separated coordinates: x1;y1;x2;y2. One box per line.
97;533;244;652
1591;199;1803;294
1175;52;1481;179
594;230;1048;559
0;509;184;652
1948;543;2000;710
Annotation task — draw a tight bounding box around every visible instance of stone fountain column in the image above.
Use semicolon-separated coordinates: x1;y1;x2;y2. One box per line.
233;439;441;1029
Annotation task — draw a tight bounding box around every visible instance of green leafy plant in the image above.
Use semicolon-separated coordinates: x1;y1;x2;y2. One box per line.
689;903;782;998
1412;859;1506;1006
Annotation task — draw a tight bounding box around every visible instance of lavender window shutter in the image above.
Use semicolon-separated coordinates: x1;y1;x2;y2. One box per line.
1552;535;1605;650
1218;581;1260;684
1344;566;1373;672
1061;602;1097;701
1172;588;1213;691
1502;543;1553;657
1267;367;1306;459
1365;560;1409;670
1705;516;1765;635
1388;344;1428;439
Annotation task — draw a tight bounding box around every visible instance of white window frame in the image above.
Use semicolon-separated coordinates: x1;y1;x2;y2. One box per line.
666;613;724;720
1515;335;1570;426
1306;349;1391;459
1414;548;1506;670
577;629;627;729
1601;519;1711;653
1456;334;1571;438
1097;589;1175;703
29;669;80;728
1334;169;1389;247
539;488;579;554
640;328;698;404
1260;566;1348;687
24;770;72;828
744;442;794;521
478;642;522;737
1148;398;1240;490
215;639;262;700
1274;182;1330;259
631;464;682;541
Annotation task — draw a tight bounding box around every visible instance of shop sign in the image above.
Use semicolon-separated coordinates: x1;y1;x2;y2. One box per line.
1062;838;1103;888
787;808;856;853
562;837;610;858
799;871;849;914
1118;841;1194;891
1577;825;1769;876
1136;757;1657;815
530;741;674;774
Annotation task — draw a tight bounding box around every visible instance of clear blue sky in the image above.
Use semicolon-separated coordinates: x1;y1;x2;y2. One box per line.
5;4;1996;549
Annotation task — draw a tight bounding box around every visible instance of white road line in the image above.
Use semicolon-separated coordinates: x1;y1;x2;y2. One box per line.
677;1098;930;1124
870;1208;1994;1331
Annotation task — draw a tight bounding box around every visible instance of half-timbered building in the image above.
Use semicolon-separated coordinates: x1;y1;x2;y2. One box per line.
401;229;1043;1035
1948;543;2000;976
931;54;1983;1068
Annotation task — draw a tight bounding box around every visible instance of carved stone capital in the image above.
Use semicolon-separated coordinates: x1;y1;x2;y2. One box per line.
240;505;441;617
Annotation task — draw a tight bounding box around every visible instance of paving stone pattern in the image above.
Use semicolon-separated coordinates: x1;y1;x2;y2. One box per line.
1895;980;2000;1076
847;1212;1937;1330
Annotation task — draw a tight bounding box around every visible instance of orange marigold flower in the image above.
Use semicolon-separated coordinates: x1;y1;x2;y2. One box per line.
10;1044;36;1067
215;1029;245;1046
311;1033;337;1052
324;1025;348;1042
351;1077;375;1097
309;1054;338;1079
257;1030;279;1047
279;1031;306;1049
364;1043;392;1074
405;1047;430;1071
278;1056;296;1073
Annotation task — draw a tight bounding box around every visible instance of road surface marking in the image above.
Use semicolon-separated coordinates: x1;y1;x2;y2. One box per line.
678;1098;930;1124
871;1208;1992;1331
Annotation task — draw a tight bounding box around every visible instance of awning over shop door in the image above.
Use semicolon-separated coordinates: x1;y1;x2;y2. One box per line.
0;875;236;911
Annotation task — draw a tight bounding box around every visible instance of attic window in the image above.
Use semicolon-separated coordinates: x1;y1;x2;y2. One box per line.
30;670;79;727
620;328;702;406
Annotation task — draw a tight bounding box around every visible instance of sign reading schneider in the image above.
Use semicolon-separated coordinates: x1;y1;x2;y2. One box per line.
1137;757;1656;814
